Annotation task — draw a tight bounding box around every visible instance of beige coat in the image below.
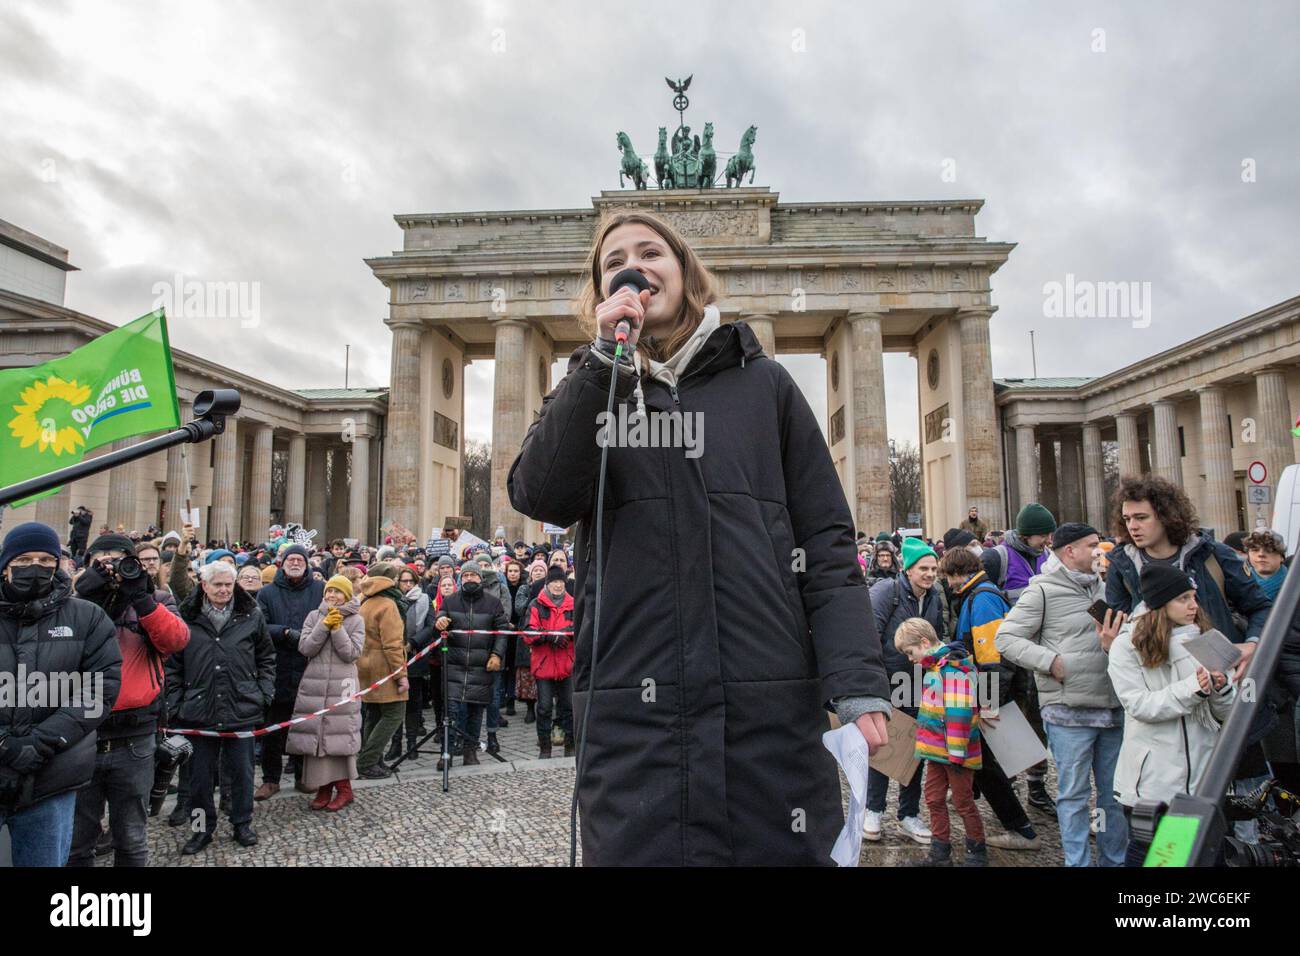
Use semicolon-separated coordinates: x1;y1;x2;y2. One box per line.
286;599;365;757
357;577;409;704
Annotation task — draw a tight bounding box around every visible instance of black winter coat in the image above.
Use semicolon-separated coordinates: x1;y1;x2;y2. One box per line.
508;322;891;866
167;586;276;730
436;590;509;706
0;573;121;810
257;570;325;704
868;576;946;715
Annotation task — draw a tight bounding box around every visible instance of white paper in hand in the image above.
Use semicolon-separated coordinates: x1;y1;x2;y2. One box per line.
822;721;871;867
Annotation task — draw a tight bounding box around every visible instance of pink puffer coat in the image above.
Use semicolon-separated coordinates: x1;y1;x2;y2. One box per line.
286;599;365;758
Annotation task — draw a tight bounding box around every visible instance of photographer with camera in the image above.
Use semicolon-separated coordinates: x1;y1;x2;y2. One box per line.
67;533;190;867
68;506;93;560
0;522;122;866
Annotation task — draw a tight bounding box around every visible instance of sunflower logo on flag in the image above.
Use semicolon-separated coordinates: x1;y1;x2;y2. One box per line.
8;375;92;456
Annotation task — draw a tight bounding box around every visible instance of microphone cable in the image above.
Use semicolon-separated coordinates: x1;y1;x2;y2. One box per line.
569;336;625;867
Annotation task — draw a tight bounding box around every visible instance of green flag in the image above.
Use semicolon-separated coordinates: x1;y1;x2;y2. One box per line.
1;310;180;505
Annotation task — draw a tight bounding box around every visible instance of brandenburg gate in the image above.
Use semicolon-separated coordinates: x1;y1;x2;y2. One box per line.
367;186;1015;542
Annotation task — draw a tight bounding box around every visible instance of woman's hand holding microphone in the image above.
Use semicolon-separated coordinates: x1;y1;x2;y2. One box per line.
596;285;652;352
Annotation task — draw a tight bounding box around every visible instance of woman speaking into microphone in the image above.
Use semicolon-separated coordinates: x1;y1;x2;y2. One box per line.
508;212;890;866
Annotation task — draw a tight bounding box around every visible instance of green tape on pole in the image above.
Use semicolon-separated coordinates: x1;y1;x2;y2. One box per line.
1143;814;1201;867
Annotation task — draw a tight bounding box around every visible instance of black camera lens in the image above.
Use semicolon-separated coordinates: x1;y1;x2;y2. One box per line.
114;555;144;581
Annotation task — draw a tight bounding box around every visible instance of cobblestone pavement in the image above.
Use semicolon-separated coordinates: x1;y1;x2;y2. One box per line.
122;703;1080;866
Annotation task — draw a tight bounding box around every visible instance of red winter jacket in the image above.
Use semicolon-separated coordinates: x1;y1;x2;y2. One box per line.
525;588;574;681
103;590;190;738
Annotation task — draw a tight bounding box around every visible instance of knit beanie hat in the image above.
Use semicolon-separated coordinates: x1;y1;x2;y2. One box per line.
0;521;62;573
86;532;136;558
942;528;976;550
901;537;938;571
436;555;456;569
546;564;567;583
204;548;236;565
1140;563;1195;611
1015;503;1058;537
459;559;482;577
875;531;892;543
279;544;310;565
368;562;400;581
260;564;278;583
1051;522;1097;549
324;574;353;601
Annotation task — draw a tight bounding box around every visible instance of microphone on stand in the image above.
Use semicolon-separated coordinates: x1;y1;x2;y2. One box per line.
608;268;651;345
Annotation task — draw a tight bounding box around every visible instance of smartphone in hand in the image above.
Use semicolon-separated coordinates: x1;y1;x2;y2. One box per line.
1087;599;1112;625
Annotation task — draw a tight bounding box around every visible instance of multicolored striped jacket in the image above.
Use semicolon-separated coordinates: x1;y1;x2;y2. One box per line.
914;643;983;768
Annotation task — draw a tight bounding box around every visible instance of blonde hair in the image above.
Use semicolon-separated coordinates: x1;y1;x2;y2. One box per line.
575;212;719;362
893;617;940;653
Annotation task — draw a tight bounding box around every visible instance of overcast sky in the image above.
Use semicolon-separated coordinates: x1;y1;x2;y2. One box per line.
3;1;1296;449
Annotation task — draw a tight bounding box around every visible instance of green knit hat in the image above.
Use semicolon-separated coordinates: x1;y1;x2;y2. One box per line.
900;537;937;571
1015;502;1058;537
875;531;892;542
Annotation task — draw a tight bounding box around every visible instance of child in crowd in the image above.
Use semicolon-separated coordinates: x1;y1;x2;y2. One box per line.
895;617;987;867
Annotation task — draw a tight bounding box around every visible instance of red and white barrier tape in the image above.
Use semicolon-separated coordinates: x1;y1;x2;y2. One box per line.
161;628;572;739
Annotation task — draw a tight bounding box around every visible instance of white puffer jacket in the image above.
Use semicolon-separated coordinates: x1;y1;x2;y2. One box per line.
1108;607;1235;807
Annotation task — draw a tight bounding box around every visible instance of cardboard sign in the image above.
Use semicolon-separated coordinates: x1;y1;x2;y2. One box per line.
979;701;1050;778
870;709;921;786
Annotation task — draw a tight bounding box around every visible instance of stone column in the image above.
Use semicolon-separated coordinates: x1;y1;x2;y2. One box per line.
1082;423;1106;530
1254;368;1294;509
490;320;528;542
327;447;349;538
383;321;424;535
34;486;72;542
164;398;192;527
1198;387;1237;535
247;423;274;539
740;312;776;357
1059;433;1082;523
348;435;371;542
1038;439;1059;516
105;438;138;532
1115;412;1141;478
959;310;1005;529
1152;400;1183;485
285;433;307;526
847;312;890;534
210;419;241;544
305;440;328;536
1016;425;1038;513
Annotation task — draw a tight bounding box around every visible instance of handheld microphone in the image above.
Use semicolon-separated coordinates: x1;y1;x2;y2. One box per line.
608;268;651;345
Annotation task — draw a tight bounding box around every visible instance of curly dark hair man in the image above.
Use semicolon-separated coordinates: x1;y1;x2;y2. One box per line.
1109;475;1199;549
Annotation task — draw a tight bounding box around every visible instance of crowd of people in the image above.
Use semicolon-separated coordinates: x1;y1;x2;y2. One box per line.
2;471;1297;867
859;479;1298;866
0;514;579;864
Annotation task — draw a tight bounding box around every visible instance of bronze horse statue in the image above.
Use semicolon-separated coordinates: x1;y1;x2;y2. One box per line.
725;125;757;188
654;127;669;189
698;122;716;188
617;131;649;190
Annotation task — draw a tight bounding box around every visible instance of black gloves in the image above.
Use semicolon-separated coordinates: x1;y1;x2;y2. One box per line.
0;734;53;773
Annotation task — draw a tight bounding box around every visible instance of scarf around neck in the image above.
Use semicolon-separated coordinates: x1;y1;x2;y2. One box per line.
631;305;722;415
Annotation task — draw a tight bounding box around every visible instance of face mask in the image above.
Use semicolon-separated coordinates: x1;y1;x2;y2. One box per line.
5;565;57;602
461;580;482;596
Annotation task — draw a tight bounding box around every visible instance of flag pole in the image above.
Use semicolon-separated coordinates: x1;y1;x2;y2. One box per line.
0;390;240;509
